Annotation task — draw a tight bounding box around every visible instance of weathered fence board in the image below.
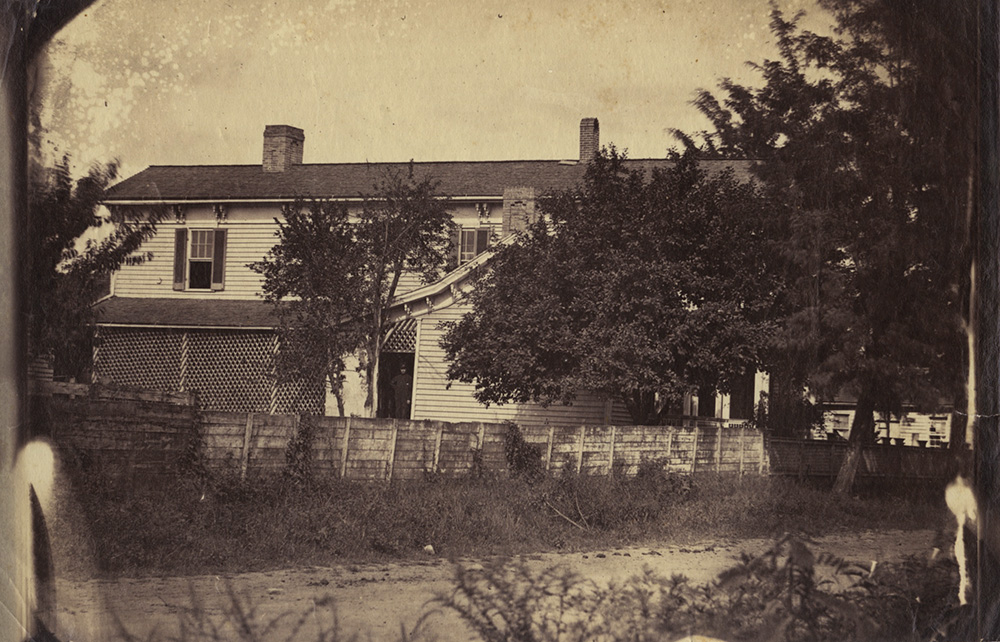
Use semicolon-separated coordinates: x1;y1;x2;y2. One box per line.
34;390;962;484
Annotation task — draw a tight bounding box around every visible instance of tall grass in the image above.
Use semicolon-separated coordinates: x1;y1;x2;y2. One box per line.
55;460;950;579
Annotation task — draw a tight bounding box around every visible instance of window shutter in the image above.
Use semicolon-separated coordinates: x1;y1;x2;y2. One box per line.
450;224;462;266
211;229;227;291
172;229;187;290
476;228;489;255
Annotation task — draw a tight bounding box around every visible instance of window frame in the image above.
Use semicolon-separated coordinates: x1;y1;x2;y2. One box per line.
187;228;217;291
458;225;494;265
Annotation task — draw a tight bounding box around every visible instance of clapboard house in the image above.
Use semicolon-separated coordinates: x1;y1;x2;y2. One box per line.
96;119;765;425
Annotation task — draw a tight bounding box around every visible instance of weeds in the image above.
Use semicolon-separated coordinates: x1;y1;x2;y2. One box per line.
503;422;544;480
113;581;435;641
59;462;948;578
437;536;971;642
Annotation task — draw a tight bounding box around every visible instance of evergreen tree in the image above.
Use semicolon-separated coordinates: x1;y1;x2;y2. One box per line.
678;2;974;490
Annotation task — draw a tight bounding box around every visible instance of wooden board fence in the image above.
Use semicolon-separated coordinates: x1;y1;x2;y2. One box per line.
37;394;768;481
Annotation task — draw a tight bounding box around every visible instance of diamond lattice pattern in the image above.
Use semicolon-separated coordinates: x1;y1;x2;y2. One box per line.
95;327;323;414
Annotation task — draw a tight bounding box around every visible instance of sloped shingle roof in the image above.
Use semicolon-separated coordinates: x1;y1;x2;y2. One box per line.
95;297;280;328
105;159;755;202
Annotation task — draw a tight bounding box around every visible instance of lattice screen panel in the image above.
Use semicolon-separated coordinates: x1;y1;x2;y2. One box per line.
383;319;417;353
187;331;275;413
95;328;182;391
94;327;325;415
274;377;325;415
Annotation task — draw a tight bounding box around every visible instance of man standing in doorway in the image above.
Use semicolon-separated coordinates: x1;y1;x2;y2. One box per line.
392;365;413;419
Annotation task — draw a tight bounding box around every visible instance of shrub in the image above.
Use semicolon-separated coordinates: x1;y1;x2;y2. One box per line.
502;422;544;480
284;415;316;487
437;535;971;642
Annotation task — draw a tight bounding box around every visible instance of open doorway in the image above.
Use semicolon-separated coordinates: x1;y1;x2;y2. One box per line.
378;351;415;419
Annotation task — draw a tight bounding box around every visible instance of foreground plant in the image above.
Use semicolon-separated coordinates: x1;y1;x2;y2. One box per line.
114;581;435;642
436;534;970;642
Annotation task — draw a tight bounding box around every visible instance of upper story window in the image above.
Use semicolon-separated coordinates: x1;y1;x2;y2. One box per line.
173;228;227;291
460;227;491;265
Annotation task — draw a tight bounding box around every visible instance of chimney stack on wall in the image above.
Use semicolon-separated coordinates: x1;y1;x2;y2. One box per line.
579;118;599;162
502;187;537;236
263;125;304;172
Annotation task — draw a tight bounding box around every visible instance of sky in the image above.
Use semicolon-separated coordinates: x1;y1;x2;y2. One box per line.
33;0;832;182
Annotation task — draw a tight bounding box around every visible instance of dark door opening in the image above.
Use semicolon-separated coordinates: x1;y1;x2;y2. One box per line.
378;352;415;419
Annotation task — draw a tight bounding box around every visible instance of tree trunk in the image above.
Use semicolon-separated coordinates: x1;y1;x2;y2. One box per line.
363;344;379;418
832;389;875;494
623;390;658;425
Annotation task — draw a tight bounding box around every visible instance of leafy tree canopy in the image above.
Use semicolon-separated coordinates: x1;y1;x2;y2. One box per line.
676;1;974;445
252;168;453;416
442;149;780;425
26;156;160;378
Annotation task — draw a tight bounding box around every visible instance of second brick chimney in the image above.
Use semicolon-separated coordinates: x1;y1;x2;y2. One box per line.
263;125;304;172
579;118;599;162
502;187;537;236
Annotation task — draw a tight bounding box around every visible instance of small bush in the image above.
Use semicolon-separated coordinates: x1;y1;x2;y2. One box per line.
502;422;544;480
437;536;972;642
284;416;316;487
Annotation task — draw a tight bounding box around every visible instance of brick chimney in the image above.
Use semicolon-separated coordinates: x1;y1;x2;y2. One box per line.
579;117;599;162
263;125;304;172
502;187;537;236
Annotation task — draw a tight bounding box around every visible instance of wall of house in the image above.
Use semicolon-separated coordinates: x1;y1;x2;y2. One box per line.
111;202;499;300
815;407;955;446
112;204;278;299
410;302;634;427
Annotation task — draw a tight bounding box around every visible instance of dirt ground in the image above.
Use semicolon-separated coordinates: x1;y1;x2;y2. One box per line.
48;529;941;642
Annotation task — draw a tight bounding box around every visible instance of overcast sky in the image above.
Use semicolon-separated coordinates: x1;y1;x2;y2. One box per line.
34;0;830;182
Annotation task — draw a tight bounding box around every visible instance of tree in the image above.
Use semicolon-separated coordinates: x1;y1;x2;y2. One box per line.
252;168;453;417
26;156;161;379
442;149;780;425
677;3;974;491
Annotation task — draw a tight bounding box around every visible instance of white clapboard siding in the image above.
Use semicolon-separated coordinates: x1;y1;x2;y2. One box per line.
412;303;633;428
115;222;432;301
819;408;953;445
113;223;278;299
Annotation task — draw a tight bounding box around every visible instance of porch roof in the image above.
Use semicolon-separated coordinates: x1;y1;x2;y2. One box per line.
94;297;280;329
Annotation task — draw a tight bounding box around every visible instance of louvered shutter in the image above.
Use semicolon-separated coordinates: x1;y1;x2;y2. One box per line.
211;229;227;291
172;229;187;290
450;223;462;266
476;228;489;255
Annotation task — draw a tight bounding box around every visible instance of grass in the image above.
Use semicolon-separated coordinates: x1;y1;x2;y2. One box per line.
52;460;952;579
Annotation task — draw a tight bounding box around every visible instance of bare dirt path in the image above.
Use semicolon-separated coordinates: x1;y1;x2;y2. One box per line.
51;529;940;642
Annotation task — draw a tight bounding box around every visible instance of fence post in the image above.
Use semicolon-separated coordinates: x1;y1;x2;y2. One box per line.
386;419;399;480
608;425;616;476
716;424;723;473
545;425;555;471
691;424;699;474
666;430;674;473
432;422;443;473
240;412;254;480
340;416;351;479
758;430;766;475
739;424;746;474
577;425;586;474
799;439;806;478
